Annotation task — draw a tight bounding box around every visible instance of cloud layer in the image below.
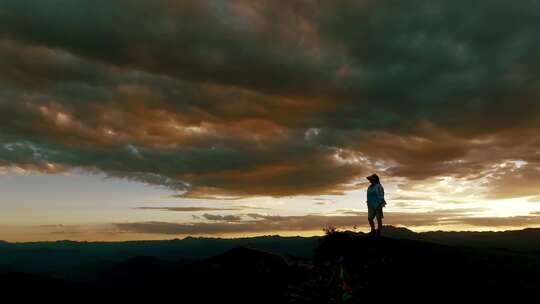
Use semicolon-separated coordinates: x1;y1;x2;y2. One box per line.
1;0;540;198
114;209;540;235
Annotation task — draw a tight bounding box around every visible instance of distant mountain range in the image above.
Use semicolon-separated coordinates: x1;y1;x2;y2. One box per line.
0;234;319;281
1;227;539;302
382;226;540;251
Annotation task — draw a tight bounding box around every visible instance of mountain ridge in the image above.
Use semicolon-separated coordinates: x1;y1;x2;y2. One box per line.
3;230;539;302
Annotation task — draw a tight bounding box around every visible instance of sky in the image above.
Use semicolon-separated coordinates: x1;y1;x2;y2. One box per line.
1;0;540;242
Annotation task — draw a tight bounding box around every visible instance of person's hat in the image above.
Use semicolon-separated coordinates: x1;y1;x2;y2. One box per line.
366;173;379;181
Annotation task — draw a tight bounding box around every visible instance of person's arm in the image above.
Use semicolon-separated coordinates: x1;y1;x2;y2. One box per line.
377;185;386;206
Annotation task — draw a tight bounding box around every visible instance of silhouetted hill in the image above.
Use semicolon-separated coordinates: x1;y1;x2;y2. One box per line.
2;230;539;302
0;271;84;303
314;231;540;301
0;235;317;281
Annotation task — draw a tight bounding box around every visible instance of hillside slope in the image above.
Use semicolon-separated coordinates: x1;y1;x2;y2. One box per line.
3;231;540;303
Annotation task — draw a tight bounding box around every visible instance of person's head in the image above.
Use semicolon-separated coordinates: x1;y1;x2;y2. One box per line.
366;173;380;185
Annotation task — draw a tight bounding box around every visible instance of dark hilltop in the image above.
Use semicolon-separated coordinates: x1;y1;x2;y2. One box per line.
2;226;540;303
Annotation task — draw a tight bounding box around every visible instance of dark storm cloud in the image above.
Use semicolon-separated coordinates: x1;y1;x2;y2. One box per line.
2;0;540;197
0;0;338;97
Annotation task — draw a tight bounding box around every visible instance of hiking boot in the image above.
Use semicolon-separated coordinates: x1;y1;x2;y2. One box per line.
369;229;376;236
376;229;382;237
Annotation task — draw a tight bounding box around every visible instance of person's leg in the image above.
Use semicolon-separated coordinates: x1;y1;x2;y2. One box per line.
369;218;376;232
376;208;383;236
368;207;376;234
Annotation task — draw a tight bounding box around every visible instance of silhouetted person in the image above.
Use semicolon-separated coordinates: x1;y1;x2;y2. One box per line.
366;174;385;236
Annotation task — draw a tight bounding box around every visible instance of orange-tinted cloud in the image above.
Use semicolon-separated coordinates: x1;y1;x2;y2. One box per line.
2;1;540;199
